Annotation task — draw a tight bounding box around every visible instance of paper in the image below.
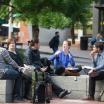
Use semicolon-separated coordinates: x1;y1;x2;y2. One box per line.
82;65;93;70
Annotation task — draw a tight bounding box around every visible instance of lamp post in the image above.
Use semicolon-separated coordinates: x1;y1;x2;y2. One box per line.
8;0;13;39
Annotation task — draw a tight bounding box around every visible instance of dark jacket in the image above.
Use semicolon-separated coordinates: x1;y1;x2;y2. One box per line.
49;35;59;48
9;50;24;67
24;47;54;74
24;47;42;68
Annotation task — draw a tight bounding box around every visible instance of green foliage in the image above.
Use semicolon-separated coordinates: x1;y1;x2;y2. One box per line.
64;0;92;26
38;10;72;28
0;0;92;29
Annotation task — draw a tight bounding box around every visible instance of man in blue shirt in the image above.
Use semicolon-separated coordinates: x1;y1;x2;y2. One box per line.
84;42;104;100
49;40;75;75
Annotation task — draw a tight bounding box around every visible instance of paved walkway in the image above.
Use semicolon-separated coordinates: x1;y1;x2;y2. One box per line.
51;98;104;104
4;99;104;104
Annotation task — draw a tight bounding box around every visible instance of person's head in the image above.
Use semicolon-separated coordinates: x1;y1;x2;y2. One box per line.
7;38;16;51
93;42;104;53
29;39;40;49
62;40;71;53
55;31;59;36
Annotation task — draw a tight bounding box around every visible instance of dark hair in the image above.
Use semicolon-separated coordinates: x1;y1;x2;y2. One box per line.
29;39;39;47
95;42;104;51
67;40;71;46
55;31;59;35
7;38;16;49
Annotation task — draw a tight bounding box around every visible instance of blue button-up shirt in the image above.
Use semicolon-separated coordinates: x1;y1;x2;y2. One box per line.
49;51;75;68
93;51;104;71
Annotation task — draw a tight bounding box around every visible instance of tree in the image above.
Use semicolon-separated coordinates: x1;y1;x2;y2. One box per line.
0;0;93;43
64;0;92;44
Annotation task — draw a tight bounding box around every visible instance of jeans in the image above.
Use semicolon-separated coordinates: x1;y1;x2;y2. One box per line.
46;73;63;96
2;66;22;99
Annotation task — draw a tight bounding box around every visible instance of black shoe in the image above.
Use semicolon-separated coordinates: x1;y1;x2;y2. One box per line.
58;90;71;98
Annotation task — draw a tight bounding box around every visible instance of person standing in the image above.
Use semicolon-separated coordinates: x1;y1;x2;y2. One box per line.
49;31;60;53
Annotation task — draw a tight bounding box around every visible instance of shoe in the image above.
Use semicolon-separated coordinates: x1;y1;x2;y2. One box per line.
59;90;71;98
82;96;94;101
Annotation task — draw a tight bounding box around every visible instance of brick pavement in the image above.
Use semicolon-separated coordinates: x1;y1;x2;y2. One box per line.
3;99;104;104
51;98;104;104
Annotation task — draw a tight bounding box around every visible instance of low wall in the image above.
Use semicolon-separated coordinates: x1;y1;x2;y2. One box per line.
51;75;104;101
1;75;104;102
0;80;14;103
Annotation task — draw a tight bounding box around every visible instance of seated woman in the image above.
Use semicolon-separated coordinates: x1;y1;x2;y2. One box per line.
49;40;80;75
7;38;31;102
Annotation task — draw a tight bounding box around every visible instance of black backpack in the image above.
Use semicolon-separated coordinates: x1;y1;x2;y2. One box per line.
49;38;54;48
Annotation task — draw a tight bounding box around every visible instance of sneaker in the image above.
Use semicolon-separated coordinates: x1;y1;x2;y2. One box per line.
59;90;71;98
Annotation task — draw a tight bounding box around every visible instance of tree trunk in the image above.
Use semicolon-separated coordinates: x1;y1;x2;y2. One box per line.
32;25;39;40
83;25;87;36
71;25;75;44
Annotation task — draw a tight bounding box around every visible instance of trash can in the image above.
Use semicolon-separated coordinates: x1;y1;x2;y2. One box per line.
80;36;88;50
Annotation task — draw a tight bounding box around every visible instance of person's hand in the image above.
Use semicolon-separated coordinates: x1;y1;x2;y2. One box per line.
88;69;96;77
18;67;24;72
55;50;61;56
40;67;48;72
90;50;97;57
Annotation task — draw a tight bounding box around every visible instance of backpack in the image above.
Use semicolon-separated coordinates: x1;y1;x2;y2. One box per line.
49;38;54;48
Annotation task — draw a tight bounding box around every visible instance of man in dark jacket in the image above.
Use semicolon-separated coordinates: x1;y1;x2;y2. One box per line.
24;39;70;98
49;31;60;53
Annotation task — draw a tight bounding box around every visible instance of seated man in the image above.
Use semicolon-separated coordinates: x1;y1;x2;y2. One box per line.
88;33;104;50
24;39;71;99
83;42;104;100
49;40;79;75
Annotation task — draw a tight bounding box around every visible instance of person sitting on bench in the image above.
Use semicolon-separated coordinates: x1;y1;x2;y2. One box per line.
49;40;81;76
24;39;71;98
83;42;104;100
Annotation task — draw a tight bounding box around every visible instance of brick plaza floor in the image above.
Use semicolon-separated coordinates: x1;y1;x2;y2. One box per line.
3;98;104;104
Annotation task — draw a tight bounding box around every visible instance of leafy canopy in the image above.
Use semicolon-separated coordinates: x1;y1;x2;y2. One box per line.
0;0;92;28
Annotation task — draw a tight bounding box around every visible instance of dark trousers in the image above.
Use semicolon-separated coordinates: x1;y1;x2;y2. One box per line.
55;66;65;75
46;74;63;96
89;71;104;97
